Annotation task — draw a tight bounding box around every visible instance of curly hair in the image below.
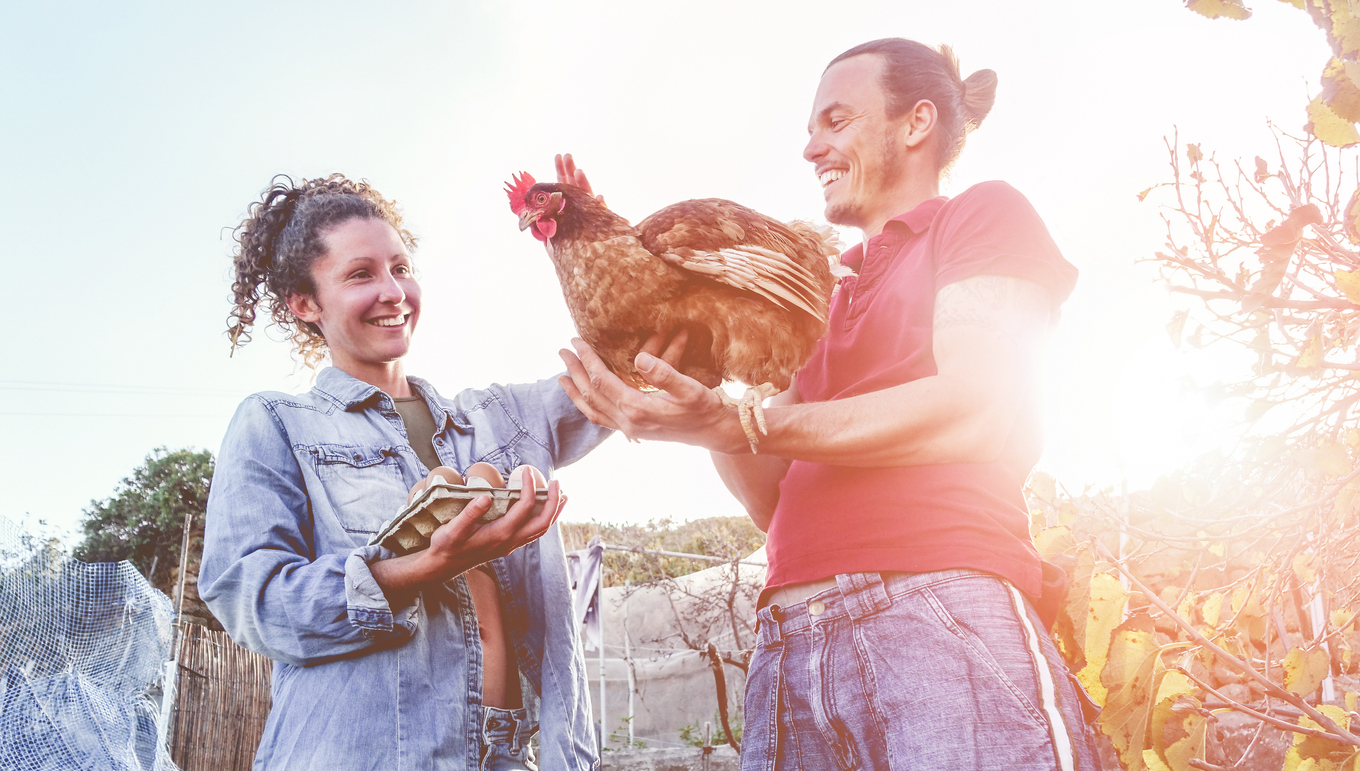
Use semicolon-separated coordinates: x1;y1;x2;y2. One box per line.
828;39;998;174
227;174;417;368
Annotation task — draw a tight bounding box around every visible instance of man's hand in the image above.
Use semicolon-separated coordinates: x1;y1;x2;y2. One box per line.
558;337;746;453
555;153;604;205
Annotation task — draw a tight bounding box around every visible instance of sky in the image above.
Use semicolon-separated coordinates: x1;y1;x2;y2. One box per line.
0;0;1335;542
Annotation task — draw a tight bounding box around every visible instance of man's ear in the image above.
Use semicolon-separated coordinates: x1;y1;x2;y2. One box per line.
900;99;938;149
286;292;322;324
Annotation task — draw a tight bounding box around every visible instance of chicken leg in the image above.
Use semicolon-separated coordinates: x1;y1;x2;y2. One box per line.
717;382;780;453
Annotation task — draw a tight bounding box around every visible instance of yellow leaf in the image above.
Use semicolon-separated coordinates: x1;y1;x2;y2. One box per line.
1333;609;1355;630
1144;748;1171;771
1311;441;1351;478
1347;691;1358;714
1034;525;1075;560
1293;552;1320;584
1336;269;1360;304
1275;0;1302;9
1162;713;1208;771
1336;480;1360;524
1323;57;1360;123
1297;334;1325;370
1186;0;1253;19
1168;310;1189;348
1177;590;1197;623
1202;592;1225;628
1347;189;1360;246
1285;704;1353;770
1307;95;1360;148
1208;541;1225;557
1186;143;1204;163
1283;646;1331;696
1246;399;1275;421
1308;0;1360;59
1028;470;1056;503
1077;572;1130;705
1137;186;1154;202
1347;429;1360;448
1100;619;1163;771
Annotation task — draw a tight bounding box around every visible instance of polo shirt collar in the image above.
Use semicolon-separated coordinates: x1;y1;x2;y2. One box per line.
839;196;948;272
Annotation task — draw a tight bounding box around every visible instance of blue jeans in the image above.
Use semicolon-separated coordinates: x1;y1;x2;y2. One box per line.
741;570;1098;771
481;707;537;771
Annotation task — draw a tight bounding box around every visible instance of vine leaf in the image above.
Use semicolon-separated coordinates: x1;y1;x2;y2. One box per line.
1346;189;1360;245
1303;0;1360;59
1147;672;1205;771
1201;591;1225;627
1283;705;1354;769
1168;311;1190;348
1296;334;1325;370
1309;441;1351;478
1247;204;1327;311
1322;57;1360;123
1336;268;1360;303
1185;0;1252;20
1101;616;1163;771
1078;572;1131;705
1307;95;1360;148
1283;646;1331;696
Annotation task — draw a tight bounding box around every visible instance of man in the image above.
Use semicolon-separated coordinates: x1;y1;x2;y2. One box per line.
559;39;1097;770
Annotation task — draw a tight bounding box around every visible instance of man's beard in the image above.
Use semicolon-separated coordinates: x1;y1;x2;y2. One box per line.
824;131;906;229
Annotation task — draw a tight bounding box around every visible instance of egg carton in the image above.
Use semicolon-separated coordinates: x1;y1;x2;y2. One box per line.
369;481;549;556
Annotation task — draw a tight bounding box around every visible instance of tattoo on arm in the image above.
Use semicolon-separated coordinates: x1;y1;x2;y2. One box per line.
934;275;1052;341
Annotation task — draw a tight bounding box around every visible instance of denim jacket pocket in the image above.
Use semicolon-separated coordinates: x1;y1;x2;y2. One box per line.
306;444;407;540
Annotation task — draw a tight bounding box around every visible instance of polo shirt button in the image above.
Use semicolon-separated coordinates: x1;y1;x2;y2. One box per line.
808;599;825;616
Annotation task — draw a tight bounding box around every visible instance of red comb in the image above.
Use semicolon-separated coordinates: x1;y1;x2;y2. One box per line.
505;172;537;215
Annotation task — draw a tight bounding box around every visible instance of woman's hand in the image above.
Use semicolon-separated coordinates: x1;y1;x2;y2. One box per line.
421;471;561;576
555;153;604;205
370;467;564;605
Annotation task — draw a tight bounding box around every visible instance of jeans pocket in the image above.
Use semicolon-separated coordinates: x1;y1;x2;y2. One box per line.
918;578;1049;728
742;640;784;771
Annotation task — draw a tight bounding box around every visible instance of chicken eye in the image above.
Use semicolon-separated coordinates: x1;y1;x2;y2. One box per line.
534;193;548;204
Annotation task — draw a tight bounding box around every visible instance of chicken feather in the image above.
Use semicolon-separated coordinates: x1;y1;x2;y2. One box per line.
508;173;841;448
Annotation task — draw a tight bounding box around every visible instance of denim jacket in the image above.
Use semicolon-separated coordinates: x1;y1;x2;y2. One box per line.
200;367;611;770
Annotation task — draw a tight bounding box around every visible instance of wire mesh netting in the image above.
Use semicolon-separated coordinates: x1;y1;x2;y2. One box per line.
0;515;178;771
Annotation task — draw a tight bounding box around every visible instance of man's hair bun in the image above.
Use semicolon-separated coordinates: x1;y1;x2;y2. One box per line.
961;69;998;129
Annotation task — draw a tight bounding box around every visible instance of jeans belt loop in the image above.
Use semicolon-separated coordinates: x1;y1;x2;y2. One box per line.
835;572;893;621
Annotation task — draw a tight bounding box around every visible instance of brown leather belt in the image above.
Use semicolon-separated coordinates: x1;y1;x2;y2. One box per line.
759;576;839;610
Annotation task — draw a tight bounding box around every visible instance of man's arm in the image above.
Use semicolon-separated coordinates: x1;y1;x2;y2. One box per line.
710;383;800;531
561;274;1051;467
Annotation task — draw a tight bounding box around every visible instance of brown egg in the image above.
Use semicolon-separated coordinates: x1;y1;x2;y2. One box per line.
507;464;547;491
427;466;464;487
406;466;466;504
463;462;506;489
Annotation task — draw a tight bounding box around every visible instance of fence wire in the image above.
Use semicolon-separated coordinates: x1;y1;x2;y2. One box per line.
0;515;178;770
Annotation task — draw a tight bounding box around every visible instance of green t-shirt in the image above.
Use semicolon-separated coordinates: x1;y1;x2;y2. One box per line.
392;395;442;472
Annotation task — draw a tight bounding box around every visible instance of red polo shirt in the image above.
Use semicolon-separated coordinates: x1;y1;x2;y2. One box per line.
765;181;1077;600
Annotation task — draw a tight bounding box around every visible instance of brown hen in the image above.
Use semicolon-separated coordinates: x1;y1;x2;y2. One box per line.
507;173;841;451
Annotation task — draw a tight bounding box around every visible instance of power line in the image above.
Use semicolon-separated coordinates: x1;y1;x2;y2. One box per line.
0;379;245;398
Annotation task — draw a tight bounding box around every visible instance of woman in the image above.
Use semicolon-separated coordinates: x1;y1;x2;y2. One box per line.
201;173;630;770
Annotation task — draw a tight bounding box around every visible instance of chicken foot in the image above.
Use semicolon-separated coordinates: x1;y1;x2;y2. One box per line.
717;382;780;453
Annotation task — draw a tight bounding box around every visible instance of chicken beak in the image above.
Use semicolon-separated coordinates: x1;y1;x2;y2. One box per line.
518;209;540;232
